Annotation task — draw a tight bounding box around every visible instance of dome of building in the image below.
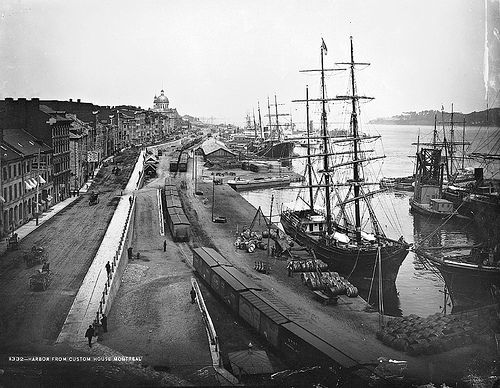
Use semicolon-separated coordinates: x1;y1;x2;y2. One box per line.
154;90;169;104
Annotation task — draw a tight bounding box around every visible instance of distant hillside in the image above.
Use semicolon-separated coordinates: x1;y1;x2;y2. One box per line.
370;108;500;127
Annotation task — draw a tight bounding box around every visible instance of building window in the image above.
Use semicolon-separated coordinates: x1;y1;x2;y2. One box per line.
14;185;17;199
8;165;11;179
3;188;6;201
9;186;12;201
2;167;6;180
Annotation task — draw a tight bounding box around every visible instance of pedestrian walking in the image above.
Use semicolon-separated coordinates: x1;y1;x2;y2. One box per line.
105;261;111;278
190;287;196;304
85;325;95;347
101;313;108;333
129;196;133;205
163;240;167;252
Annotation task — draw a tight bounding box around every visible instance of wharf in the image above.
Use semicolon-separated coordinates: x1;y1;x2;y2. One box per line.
179;161;493;385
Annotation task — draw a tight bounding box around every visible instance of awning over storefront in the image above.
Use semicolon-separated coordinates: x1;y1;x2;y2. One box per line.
38;175;46;184
28;178;38;188
25;180;34;190
0;195;5;203
46;195;53;202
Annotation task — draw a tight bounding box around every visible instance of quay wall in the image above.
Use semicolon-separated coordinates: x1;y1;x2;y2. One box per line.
57;150;145;343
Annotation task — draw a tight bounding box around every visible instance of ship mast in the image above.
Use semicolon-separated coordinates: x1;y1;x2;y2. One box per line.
320;39;333;235
252;108;257;140
274;95;280;141
306;85;314;210
267;96;272;140
257;101;263;139
336;36;373;242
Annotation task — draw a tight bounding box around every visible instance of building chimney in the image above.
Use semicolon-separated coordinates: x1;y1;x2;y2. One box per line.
69;99;73;102
77;99;81;103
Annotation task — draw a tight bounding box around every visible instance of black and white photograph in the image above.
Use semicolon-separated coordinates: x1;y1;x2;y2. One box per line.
0;0;499;387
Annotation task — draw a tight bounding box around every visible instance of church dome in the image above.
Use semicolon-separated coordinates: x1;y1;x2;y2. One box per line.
154;90;169;104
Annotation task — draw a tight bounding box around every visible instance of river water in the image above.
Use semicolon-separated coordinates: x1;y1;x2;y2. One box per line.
241;124;500;317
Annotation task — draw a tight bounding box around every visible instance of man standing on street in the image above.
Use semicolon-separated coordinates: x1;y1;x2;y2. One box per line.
190;287;196;304
163;240;167;252
105;261;111;278
85;325;95;347
101;313;108;333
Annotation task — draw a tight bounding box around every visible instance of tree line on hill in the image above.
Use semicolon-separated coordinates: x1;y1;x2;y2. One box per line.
370;108;500;127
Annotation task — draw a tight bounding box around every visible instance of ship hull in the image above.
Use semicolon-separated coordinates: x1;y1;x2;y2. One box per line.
256;141;295;159
228;177;291;191
417;250;500;311
409;199;454;219
281;211;409;282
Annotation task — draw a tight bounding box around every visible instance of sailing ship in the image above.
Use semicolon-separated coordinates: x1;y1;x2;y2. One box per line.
246;96;295;162
280;37;410;282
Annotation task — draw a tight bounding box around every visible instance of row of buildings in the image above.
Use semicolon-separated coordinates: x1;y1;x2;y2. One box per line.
0;90;191;237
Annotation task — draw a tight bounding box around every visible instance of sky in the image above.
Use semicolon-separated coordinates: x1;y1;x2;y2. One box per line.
0;0;498;126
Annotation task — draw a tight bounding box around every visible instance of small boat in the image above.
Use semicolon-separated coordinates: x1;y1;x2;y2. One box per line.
409;147;455;218
227;175;291;191
415;245;500;311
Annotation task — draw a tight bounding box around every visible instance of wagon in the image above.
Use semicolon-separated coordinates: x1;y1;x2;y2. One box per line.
24;245;48;268
29;268;53;291
7;233;19;251
89;191;99;205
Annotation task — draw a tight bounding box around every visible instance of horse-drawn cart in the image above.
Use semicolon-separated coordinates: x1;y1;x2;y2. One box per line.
24;245;48;268
7;233;19;251
89;191;99;205
29;266;52;291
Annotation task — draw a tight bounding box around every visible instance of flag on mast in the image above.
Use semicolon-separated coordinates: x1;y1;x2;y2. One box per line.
321;38;328;54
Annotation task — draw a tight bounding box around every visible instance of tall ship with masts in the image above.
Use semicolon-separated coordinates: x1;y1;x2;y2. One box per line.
247;96;295;162
280;37;410;282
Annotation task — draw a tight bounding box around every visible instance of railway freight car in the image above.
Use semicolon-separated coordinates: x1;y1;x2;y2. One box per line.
277;321;357;368
166;208;190;242
210;266;262;313
193;247;232;284
191;246;361;373
178;152;189;172
238;290;289;348
169;151;181;172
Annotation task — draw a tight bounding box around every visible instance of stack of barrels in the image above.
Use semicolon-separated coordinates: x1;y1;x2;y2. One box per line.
376;312;489;355
234;229;269;253
300;271;358;298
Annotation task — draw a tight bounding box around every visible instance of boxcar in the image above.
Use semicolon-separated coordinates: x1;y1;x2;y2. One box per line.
278;321;356;368
178;152;188;172
169;151;181;172
193;247;222;284
201;247;233;267
238;290;289;348
222;266;262;291
166;196;182;210
168;211;190;242
210;266;248;312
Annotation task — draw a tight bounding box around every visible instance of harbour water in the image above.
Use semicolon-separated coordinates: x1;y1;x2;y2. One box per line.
241;124;500;317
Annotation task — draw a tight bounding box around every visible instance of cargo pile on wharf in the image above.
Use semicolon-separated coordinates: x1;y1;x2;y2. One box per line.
377;310;495;356
162;179;190;241
300;272;359;298
234;228;293;254
286;259;328;272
